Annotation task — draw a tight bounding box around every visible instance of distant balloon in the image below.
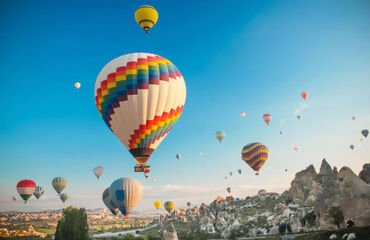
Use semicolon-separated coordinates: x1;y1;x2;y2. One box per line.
294;147;299;151
216;131;225;143
227;187;232;194
154;201;161;210
199;152;203;157
152;178;157;183
362;129;369;138
33;186;44;200
236;198;240;201
229;171;232;176
225;176;227;180
74;82;81;89
16;180;36;203
258;189;266;196
60;193;68;203
241;143;269;175
352;116;356;120
144;172;149;179
301;92;308;100
52;177;67;196
12;196;17;201
350;145;354;150
263;114;272;125
280;130;284;135
164;201;175;214
109;178;143;218
94;166;104;179
102;188;119;215
187;201;191;208
238;169;242;174
176;154;182;160
297;115;301;120
241;112;246;118
285;169;288;172
135;5;158;33
360;138;364;142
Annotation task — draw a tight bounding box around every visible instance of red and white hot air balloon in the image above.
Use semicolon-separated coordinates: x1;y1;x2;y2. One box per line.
263;114;272;125
294;147;299;151
301;92;308;100
12;196;17;201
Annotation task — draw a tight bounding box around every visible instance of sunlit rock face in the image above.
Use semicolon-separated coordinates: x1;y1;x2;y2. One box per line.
359;163;370;184
162;222;178;240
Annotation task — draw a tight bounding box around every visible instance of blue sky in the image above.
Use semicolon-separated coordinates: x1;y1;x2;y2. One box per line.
0;0;369;212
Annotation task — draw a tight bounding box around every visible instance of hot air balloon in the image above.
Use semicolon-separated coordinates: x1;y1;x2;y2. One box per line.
297;115;301;120
225;176;227;180
135;5;158;33
199;152;203;157
12;196;17;201
95;53;186;174
258;189;266;196
352;116;356;120
109;178;143;218
241;112;246;118
60;193;68;203
187;201;191;208
33;186;44;200
301;92;308;100
164;201;175;214
102;188;119;215
280;130;284;135
294;147;299;151
16;180;36;203
360;138;364;142
154;201;161;210
216;131;225;143
362;129;369;138
350;145;354;150
152;178;157;183
229;171;232;176
227;187;231;194
241;143;268;175
74;82;81;89
94;166;104;179
263;114;271;125
285;169;288;172
52;177;66;195
176;154;181;160
238;169;242;174
144;171;149;179
236;197;240;201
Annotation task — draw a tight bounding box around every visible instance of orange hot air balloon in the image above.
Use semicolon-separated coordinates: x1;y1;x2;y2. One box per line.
263;114;271;125
241;112;246;118
301;92;308;100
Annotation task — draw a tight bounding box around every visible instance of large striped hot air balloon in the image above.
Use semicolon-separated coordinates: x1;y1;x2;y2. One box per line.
263;114;271;125
102;188;119;215
16;180;36;203
94;166;104;179
135;5;158;33
60;193;68;203
33;186;44;200
154;201;161;210
164;201;175;214
95;53;186;173
216;131;225;143
241;143;269;175
52;177;67;195
109;178;143;218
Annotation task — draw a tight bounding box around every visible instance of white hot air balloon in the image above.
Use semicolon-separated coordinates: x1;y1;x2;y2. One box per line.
93;166;104;179
102;188;119;215
152;178;157;183
74;82;81;89
109;178;143;218
94;53;186;173
199;152;203;157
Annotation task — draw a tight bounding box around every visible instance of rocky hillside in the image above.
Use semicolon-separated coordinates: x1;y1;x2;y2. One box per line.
140;160;370;239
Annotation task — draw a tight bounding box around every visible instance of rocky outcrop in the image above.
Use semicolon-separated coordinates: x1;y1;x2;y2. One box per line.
162;223;178;240
359;163;370;184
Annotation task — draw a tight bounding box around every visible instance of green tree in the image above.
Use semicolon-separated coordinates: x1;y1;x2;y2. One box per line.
325;206;344;229
54;206;89;240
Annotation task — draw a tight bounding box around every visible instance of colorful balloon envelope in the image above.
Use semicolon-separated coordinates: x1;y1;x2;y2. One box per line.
135;5;158;33
216;131;225;143
187;201;191;207
294;147;299;151
16;180;36;203
301;92;308;100
12;195;17;201
109;178;143;218
164;201;175;214
33;186;44;200
227;187;231;194
95;53;186;172
241;143;268;175
60;193;68;203
241;112;246;118
94;166;104;179
263;114;271;125
238;169;242;174
176;154;181;160
154;201;161;209
52;177;67;195
144;171;149;179
102;188;119;215
236;197;240;201
258;189;266;196
74;82;81;89
362;129;369;138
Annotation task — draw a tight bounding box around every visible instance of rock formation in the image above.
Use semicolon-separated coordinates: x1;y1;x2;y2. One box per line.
162;222;178;240
359;163;370;184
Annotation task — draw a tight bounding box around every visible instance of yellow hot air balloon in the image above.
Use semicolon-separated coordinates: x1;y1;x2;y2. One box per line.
154;201;161;209
135;5;158;33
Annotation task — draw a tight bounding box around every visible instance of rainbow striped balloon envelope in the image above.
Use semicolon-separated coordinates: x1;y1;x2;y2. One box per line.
16;180;36;203
241;143;269;175
95;53;186;170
